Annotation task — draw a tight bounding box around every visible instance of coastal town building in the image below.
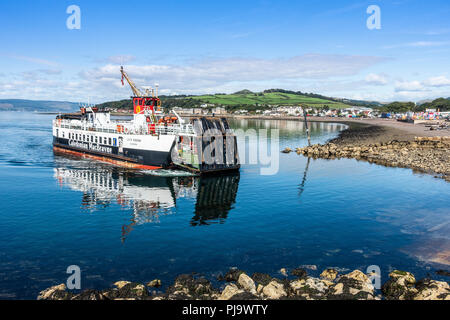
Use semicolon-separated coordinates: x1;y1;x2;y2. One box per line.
212;107;227;115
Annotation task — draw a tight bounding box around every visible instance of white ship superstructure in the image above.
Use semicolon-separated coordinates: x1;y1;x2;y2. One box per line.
53;106;195;169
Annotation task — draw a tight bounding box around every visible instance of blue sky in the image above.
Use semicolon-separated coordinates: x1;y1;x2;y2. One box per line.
0;0;449;103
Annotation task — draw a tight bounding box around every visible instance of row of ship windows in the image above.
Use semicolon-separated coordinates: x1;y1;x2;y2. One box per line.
64;131;117;146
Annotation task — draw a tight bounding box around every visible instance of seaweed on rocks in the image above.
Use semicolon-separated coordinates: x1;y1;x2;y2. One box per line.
291;268;308;280
251;272;273;286
218;268;245;282
166;274;218;300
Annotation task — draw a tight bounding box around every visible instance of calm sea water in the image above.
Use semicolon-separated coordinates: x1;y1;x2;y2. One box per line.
0;111;449;299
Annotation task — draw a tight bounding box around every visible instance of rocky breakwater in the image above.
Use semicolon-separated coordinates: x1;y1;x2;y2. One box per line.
37;268;449;300
292;137;450;181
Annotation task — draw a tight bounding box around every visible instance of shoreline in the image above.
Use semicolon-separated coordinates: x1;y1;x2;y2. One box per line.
38;267;450;300
277;117;450;182
195;115;450;139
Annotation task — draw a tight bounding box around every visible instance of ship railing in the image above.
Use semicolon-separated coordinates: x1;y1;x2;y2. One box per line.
54;119;195;136
155;124;195;136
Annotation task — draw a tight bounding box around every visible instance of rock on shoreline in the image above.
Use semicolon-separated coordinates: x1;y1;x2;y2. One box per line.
37;268;449;300
294;137;450;181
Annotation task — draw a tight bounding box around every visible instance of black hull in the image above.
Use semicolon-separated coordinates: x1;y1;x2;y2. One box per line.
53;137;171;168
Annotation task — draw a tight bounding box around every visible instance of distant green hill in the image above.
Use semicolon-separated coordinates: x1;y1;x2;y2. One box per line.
190;91;349;108
97;89;354;111
0;99;79;112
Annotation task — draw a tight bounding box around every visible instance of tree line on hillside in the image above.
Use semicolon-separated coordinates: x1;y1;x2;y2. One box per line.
421;98;450;111
95;94;450;114
96;99;133;110
378;98;450;113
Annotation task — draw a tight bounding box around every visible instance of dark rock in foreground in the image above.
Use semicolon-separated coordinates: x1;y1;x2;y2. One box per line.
37;268;450;301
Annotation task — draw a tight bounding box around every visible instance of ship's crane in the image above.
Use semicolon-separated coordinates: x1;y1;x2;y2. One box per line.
120;66;160;123
120;66;149;97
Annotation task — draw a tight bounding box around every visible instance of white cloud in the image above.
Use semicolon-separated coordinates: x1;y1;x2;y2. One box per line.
392;76;450;96
108;55;136;64
394;80;425;92
392;91;431;101
382;76;450;101
365;73;388;85
80;54;387;93
424;75;450;87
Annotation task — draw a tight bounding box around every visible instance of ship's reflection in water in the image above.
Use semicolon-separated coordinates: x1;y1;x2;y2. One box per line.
192;175;240;226
53;164;239;240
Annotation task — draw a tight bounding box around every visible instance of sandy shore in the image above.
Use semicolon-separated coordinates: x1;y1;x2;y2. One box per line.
227;115;450;141
307;117;450;142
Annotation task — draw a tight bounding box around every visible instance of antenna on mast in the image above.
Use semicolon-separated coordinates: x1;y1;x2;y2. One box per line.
142;86;152;97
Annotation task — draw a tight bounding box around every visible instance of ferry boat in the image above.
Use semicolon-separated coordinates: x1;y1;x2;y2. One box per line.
52;67;240;173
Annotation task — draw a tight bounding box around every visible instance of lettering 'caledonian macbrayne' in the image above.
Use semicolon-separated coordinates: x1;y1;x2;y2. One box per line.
69;140;113;154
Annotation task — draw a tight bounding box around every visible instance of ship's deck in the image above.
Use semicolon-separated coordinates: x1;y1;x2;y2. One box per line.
53;118;196;136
